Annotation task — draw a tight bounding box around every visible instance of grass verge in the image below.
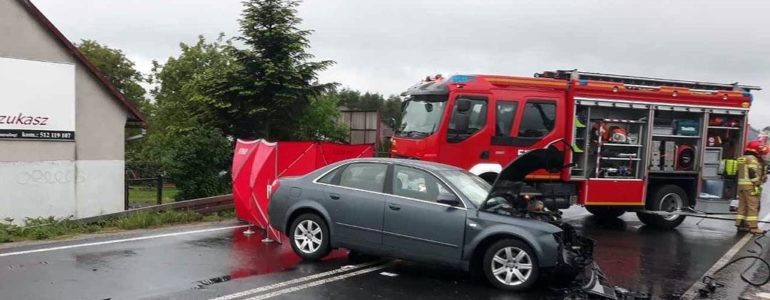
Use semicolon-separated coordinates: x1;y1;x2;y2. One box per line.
127;185;180;207
0;209;236;243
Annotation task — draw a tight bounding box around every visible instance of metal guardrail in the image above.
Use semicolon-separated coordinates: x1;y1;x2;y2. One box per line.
79;194;234;224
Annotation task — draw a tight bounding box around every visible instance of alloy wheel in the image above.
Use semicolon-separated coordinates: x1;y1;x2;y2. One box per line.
490;246;532;286
293;219;322;254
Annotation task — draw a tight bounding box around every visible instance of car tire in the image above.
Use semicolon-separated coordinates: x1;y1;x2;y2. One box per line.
289;213;331;261
636;184;687;229
585;206;626;219
482;239;539;291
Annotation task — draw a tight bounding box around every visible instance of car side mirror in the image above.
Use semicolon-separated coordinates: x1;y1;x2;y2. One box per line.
437;193;461;206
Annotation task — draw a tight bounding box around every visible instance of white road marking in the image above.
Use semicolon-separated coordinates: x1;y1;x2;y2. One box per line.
0;224;249;258
242;263;392;300
210;261;384;300
680;212;770;299
379;271;399;277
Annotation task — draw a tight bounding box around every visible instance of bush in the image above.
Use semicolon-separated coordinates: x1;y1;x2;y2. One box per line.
164;127;231;200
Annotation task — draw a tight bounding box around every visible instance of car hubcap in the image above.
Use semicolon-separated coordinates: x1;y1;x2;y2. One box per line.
660;193;683;221
491;246;532;286
293;220;322;254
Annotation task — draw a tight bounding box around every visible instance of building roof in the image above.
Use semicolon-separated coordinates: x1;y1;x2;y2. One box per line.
16;0;147;127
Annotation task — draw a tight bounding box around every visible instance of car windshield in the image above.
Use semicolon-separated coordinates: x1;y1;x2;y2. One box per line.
441;170;491;207
396;95;447;138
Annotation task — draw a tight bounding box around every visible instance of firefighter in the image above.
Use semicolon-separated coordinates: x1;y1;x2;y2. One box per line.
736;140;769;234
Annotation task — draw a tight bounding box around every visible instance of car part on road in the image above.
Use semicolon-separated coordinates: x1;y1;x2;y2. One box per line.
637;185;687;229
696;232;770;298
289;213;330;261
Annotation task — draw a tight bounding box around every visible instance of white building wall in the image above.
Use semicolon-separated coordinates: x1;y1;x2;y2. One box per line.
0;0;132;224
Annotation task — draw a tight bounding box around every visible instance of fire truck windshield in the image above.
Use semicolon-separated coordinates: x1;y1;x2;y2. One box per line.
396;96;447;138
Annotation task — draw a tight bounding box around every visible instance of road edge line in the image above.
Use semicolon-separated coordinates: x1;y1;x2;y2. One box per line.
0;224;249;258
211;260;385;300
681;212;770;299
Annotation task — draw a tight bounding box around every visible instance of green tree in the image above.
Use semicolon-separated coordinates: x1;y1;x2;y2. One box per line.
332;88;403;124
295;93;348;141
381;95;403;123
337;89;385;111
164;127;231;200
140;35;235;164
203;0;335;140
77;40;149;110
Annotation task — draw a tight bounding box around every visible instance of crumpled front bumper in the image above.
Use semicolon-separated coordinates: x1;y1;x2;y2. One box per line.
554;223;617;299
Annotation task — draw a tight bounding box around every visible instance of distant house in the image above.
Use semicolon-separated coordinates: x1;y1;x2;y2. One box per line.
0;0;146;223
336;106;392;148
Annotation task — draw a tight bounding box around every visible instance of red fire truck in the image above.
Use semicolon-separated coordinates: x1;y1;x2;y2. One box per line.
390;70;760;228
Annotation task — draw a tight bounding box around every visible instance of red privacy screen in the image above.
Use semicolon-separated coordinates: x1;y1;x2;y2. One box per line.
231;140;374;239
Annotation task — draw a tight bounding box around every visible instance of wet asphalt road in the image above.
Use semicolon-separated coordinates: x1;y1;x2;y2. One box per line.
0;207;763;300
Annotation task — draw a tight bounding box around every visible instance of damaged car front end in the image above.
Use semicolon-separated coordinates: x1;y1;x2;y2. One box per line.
478;143;617;299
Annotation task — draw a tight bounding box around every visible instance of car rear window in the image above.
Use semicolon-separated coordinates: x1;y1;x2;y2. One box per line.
317;166;342;184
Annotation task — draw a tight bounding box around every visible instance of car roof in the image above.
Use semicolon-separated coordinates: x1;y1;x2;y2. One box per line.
337;157;463;172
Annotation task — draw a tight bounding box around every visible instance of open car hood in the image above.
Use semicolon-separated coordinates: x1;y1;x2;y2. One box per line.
487;144;566;197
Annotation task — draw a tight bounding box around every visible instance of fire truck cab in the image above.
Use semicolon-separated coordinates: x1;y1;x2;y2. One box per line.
391;70;760;228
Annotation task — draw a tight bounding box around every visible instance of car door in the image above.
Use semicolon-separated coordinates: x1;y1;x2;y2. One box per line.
322;162;389;250
382;165;467;264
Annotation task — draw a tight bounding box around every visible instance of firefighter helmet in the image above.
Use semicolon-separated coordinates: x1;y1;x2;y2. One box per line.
746;140;769;156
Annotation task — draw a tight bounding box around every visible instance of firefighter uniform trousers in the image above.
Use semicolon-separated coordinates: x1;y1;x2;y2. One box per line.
736;155;763;230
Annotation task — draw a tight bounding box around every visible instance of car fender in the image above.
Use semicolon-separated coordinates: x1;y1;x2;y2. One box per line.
464;223;560;268
283;200;335;238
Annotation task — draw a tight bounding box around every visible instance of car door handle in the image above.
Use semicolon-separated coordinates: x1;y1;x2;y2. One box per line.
388;204;401;211
329;194;340;200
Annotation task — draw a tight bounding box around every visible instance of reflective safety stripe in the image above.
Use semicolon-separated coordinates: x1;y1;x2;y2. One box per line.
736;215;746;220
746;216;759;221
739;181;755;186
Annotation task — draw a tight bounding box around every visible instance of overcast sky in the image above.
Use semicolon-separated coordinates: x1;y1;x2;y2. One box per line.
32;0;770;126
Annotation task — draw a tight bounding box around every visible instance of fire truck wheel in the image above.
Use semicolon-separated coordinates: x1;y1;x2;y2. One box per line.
636;184;687;229
585;206;626;219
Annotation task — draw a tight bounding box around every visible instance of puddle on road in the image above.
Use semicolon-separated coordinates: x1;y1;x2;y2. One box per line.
192;226;348;289
185;236;232;248
74;249;137;270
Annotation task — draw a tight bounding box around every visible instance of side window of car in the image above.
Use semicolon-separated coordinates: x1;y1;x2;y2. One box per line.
338;163;388;193
392;165;452;203
518;101;556;138
317;166;343;184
